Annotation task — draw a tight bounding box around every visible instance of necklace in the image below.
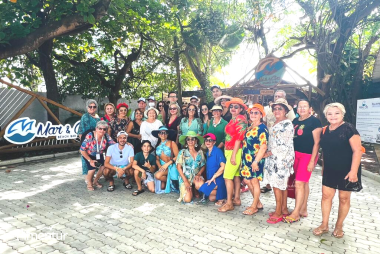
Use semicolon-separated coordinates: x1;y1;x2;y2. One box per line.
329;121;344;131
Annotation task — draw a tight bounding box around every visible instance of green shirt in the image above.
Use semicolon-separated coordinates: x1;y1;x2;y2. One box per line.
134;152;156;173
203;117;228;147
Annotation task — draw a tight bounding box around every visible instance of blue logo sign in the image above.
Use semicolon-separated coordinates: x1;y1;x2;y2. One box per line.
359;101;368;109
4;117;80;145
255;57;286;88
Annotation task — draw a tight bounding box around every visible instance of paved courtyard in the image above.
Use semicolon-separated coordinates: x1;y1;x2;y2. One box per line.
0;154;379;254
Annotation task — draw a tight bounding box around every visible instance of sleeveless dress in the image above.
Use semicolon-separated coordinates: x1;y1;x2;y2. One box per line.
154;140;179;194
127;120;142;154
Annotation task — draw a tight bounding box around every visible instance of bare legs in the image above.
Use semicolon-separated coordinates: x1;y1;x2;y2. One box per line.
155;170;168;190
313;185;351;237
288;181;307;220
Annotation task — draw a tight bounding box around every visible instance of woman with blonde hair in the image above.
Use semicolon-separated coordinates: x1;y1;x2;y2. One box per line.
313;103;362;238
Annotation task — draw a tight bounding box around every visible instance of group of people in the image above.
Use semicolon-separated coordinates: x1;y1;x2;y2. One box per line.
78;88;363;238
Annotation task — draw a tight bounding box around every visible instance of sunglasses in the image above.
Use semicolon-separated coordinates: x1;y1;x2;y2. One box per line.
229;105;240;109
119;151;123;158
201;108;208;111
273;107;284;111
186;137;196;142
159;131;167;135
170;108;177;110
188;108;196;112
159;105;163;107
221;99;230;102
204;138;214;143
88;106;97;109
97;127;107;131
250;111;260;115
119;109;127;112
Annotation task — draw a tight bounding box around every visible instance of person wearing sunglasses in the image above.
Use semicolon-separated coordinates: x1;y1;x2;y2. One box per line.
202;105;228;149
132;140;157;196
200;103;212;128
179;104;203;144
80;121;115;191
176;131;206;203
263;99;295;224
165;103;181;143
126;109;143;155
103;131;135;192
193;133;227;206
218;98;247;213
156;101;167;124
109;103;130;142
78;99;101;178
152;126;179;193
241;104;268;215
215;95;233;122
181;105;188;118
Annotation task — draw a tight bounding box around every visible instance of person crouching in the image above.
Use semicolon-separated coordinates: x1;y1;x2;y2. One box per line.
103;131;135;192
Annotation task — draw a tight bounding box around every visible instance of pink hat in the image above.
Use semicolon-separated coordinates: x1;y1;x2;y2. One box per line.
203;133;216;141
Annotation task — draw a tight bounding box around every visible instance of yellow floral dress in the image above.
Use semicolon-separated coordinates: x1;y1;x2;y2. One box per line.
241;123;269;180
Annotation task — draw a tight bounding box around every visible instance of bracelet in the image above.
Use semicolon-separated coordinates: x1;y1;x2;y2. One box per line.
88;159;91;162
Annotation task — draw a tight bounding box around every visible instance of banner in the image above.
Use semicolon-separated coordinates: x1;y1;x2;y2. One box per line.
4;117;80;145
255;57;285;88
356;98;380;143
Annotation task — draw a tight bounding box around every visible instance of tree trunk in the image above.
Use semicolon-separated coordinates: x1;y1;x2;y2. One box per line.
38;39;60;123
174;36;182;105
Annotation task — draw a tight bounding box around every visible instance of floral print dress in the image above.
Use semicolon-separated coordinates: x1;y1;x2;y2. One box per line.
263;119;294;190
110;117;130;141
241;123;269;180
176;149;206;202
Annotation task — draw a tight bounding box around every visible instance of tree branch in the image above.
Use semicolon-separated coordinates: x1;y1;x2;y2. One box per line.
280;44;315;60
25;53;41;68
0;0;111;60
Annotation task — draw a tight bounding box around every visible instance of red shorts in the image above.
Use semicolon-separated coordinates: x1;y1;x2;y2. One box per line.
294;151;318;183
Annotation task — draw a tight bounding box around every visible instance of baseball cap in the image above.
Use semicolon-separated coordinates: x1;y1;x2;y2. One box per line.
203;133;216;141
190;96;199;101
137;98;146;103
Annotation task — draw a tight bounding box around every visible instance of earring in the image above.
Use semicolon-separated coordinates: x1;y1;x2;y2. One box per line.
185;144;188;148
195;144;198;147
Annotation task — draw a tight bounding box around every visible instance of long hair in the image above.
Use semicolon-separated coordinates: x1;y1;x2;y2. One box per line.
200;103;212;122
187;104;199;118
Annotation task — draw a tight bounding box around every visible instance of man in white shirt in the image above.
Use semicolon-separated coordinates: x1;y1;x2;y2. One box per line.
103;131;135;192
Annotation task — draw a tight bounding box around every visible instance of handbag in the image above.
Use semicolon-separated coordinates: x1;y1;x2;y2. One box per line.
345;179;362;192
287;173;296;199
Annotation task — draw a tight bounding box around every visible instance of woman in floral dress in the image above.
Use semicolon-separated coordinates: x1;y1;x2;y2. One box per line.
241;104;269;215
176;131;206;203
109;103;130;142
264;99;295;224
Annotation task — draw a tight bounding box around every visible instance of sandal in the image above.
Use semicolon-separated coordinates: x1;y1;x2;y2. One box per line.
313;227;329;236
218;204;234;213
243;207;259;215
132;189;145;196
107;185;115;192
123;183;132;189
87;185;94;191
267;216;283;224
332;228;344;238
93;182;103;188
260;186;272;193
269;212;289;217
215;200;225;206
283;216;300;224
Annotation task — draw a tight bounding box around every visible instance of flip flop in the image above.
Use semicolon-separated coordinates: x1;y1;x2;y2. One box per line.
332;229;344;238
243;207;260;215
132;189;145;196
87;186;94;191
218;204;234;213
214;200;225;206
123;183;132;189
267;216;283;224
269;212;289;217
93;182;103;188
107;185;115;192
313;227;329;236
260;186;272;193
283;216;300;224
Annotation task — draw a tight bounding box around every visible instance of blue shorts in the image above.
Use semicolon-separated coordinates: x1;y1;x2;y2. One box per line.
112;164;128;178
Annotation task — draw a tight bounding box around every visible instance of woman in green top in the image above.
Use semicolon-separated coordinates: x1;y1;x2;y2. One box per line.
203;105;228;149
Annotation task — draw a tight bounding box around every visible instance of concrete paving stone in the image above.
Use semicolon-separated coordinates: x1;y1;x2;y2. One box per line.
34;244;56;254
67;240;89;251
208;241;231;251
181;244;203;254
82;247;104;254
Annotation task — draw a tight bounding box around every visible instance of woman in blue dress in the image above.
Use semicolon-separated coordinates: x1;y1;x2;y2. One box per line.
176;131;206;203
78;99;100;177
152;126;179;193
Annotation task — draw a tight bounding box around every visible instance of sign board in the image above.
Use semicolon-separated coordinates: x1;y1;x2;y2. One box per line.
242;89;260;95
4;117;80;145
255;57;286;88
356;98;380;143
260;90;275;96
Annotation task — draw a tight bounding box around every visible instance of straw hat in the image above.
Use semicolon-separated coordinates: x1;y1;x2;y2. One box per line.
225;98;248;110
210;105;223;111
271;98;292;112
144;107;159;118
215;95;233;105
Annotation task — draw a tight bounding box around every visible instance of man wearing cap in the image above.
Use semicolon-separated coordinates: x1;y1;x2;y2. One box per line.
203;105;228;149
263;90;295;129
103;131;135;192
148;96;156;108
194;133;227;205
131;98;147;121
208;85;223;109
